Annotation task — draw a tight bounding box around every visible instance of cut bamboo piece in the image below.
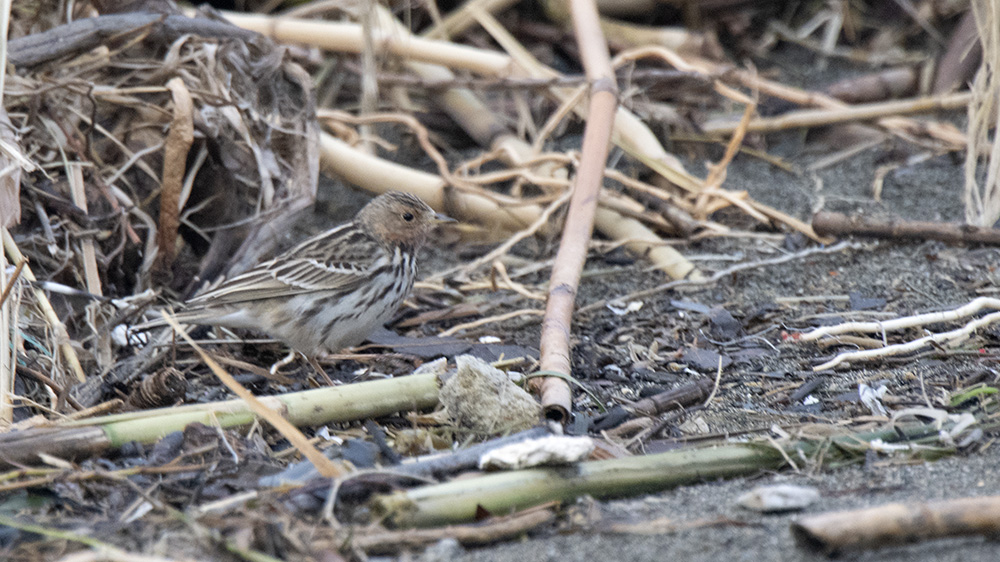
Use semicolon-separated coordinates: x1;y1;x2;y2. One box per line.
319;132;540;232
792;496;1000;554
594;207;703;281
219;11;512;76
374;442;785;526
372;421;963;527
0;374;440;467
536;0;618;422
702;92;972;136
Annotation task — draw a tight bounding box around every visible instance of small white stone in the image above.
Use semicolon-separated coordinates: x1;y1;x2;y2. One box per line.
479;436;595;470
738;484;820;512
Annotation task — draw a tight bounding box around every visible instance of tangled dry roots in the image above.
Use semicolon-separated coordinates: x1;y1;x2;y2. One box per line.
7;6;318;299
5;4;318;384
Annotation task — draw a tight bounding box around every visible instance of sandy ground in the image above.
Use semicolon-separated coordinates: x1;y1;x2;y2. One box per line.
424;112;999;561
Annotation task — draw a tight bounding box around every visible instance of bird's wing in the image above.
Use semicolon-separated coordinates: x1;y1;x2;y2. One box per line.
188;225;384;306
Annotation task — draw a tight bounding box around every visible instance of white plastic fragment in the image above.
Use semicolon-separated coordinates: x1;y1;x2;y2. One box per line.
738;484;820;512
479;435;595;470
478;335;502;344
868;438;915;453
858;383;888;416
111;324;147;347
315;426;343;444
606;300;643;316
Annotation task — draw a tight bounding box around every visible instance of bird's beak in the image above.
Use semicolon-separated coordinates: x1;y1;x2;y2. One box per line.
432;212;457;224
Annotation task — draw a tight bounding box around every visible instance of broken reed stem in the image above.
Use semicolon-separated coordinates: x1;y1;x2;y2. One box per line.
0;374;440;467
373;420;964;527
537;0;617;422
339;506;557;554
1;228;86;383
66;163;101;296
792;496;1000;554
374;441;784;527
810;310;1000;371
423;0;519;39
799;297;1000;341
219;11;512;75
318;131;541;230
702;92;972;136
813;211;1000;244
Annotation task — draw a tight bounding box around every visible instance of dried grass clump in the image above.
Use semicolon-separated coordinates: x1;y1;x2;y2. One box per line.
5;7;318;385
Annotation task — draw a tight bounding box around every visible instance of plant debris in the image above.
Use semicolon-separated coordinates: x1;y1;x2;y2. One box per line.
2;0;1000;560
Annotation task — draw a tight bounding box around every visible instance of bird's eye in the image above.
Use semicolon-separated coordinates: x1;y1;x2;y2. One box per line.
402;212;415;222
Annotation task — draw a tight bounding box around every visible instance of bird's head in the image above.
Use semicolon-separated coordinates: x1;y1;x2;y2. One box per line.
358;191;453;250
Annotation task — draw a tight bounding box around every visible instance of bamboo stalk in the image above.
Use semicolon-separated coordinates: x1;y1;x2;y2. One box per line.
219;11;512;76
66;163;101;296
792;496;1000;554
702;92;972;135
372;422;961;527
0;374;440;467
319;132;541;231
536;0;618;421
375;442;785;526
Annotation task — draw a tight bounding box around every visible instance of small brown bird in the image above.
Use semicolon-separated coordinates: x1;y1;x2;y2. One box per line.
141;191;451;354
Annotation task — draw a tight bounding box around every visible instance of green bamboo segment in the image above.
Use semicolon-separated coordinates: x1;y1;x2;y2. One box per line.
64;374;441;446
374;421;973;527
374;443;785;527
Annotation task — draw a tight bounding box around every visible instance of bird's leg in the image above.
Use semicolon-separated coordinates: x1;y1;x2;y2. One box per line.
269;350;298;375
